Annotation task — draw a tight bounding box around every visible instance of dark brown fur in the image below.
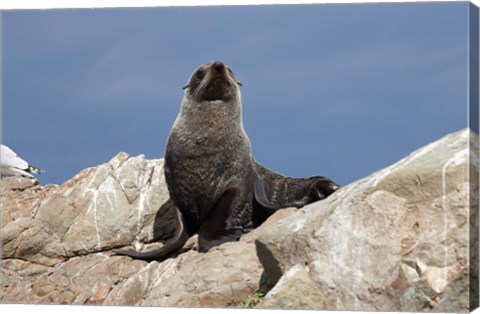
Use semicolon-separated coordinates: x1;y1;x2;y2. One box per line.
114;61;340;260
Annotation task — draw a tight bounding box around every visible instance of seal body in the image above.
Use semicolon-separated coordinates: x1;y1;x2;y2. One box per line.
165;62;255;250
114;61;340;260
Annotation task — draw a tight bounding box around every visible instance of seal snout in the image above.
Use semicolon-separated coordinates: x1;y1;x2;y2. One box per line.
210;61;227;78
212;61;225;72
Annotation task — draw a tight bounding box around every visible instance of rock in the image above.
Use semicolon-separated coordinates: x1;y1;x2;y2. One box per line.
1;177;58;227
1;153;174;266
1;151;285;306
34;152;172;256
255;129;478;312
1;129;477;311
257;264;328;310
140;241;261;307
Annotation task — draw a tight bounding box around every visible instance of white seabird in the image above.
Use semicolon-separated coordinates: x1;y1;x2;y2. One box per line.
0;144;45;178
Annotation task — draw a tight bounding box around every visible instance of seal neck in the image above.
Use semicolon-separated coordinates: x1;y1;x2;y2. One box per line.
179;94;243;128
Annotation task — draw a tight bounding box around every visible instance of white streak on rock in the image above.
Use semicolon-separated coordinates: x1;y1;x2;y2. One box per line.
352;207;364;310
331;201;352;308
63;186;75;197
440;148;466;286
86;187;102;249
92;189;102;249
136;192;147;242
150;258;178;288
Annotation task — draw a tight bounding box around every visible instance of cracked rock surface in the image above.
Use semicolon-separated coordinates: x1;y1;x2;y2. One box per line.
1;129;478;310
256;129;478;312
1;153;278;306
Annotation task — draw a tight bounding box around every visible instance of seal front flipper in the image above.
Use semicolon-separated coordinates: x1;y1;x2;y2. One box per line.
307;176;341;201
253;162;341;211
198;187;252;252
253;178;278;210
113;206;189;261
253;176;325;210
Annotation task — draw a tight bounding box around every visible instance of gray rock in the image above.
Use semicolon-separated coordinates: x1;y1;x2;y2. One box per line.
1;152;272;306
35;153;170;256
1;177;58;228
1;129;477;311
255;128;478;312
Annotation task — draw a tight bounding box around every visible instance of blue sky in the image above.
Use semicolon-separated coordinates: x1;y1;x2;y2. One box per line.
2;2;470;185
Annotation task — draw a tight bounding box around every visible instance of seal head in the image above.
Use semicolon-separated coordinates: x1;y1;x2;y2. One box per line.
184;61;242;102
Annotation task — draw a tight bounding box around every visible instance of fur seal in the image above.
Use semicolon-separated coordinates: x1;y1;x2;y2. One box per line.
114;61;340;260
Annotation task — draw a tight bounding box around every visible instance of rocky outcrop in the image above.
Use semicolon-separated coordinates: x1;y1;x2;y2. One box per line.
1;129;478;311
1;153;173;266
256;129;478;312
0;153;290;306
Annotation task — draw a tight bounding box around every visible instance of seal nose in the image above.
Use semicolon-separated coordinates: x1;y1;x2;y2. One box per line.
212;61;225;71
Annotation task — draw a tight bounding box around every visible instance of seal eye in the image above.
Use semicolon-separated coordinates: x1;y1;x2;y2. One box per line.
195;70;205;80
